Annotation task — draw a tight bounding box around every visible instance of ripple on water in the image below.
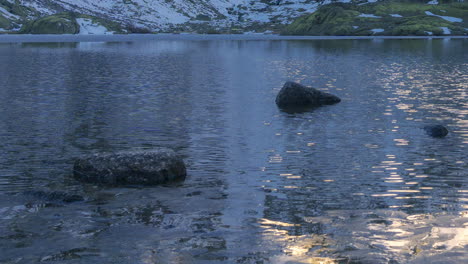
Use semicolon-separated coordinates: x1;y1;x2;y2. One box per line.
0;38;466;263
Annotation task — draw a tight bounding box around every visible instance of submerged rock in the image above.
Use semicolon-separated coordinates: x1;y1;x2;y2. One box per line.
424;125;449;138
275;81;341;110
73;148;187;186
23;190;84;203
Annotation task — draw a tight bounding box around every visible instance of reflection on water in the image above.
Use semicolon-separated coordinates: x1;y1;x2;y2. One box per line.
0;38;467;263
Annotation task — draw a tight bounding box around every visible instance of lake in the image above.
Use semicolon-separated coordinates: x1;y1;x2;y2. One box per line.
0;35;467;263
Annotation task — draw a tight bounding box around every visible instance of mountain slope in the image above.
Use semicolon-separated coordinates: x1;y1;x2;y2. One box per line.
1;0;327;33
282;2;468;36
0;0;466;35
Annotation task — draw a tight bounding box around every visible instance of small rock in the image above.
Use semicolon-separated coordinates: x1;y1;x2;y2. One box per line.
424;125;449;138
73;148;186;186
368;219;392;226
275;81;341;110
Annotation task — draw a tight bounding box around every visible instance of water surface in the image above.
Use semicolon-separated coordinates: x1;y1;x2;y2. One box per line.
0;37;467;263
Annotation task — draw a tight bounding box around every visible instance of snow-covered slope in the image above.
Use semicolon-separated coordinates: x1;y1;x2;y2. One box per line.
7;0;464;34
15;0;333;31
76;18;114;35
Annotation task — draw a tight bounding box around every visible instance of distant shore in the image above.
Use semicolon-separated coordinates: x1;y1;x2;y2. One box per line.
0;33;467;43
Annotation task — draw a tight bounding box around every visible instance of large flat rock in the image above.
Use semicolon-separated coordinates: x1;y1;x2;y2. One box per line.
73;148;186;186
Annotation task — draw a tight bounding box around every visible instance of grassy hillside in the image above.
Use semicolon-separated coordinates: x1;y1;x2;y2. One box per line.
282;2;468;36
1;0;122;34
2;0;468;35
20;13;80;34
0;0;37;32
17;13;123;34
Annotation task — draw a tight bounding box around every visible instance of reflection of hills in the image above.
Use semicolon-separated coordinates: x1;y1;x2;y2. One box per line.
63;41;196;154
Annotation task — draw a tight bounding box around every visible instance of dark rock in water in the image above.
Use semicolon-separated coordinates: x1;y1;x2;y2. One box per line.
424;125;449;138
275;81;341;110
73;148;187;186
23;190;84;203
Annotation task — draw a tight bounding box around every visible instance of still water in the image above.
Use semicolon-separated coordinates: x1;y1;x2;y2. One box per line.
0;36;467;263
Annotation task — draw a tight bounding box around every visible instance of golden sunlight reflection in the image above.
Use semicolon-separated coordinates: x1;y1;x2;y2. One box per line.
269;154;283;163
395;196;431;199
415;175;428;178
259;218;299;227
393;138;409;146
388;190;420;193
431;227;468;250
260;209;468;264
364;143;379;148
259;218;342;264
372;193;398;197
367;212;467;257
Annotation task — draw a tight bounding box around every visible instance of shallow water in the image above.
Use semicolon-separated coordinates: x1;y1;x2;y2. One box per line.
0;37;467;263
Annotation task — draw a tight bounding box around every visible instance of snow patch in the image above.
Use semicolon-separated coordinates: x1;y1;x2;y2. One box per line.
76;18;113;35
390;14;403;18
439;27;451;34
371;28;384;33
424;31;433;35
0;6;20;19
359;13;381;18
427;0;438;5
13;0;333;30
353;26;359;29
425;11;462;23
20;1;54;15
17;0;332;30
239;1;320;24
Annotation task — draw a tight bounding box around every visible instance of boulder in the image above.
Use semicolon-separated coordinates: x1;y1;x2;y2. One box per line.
73;148;186;186
424;125;449;138
275;81;341;110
